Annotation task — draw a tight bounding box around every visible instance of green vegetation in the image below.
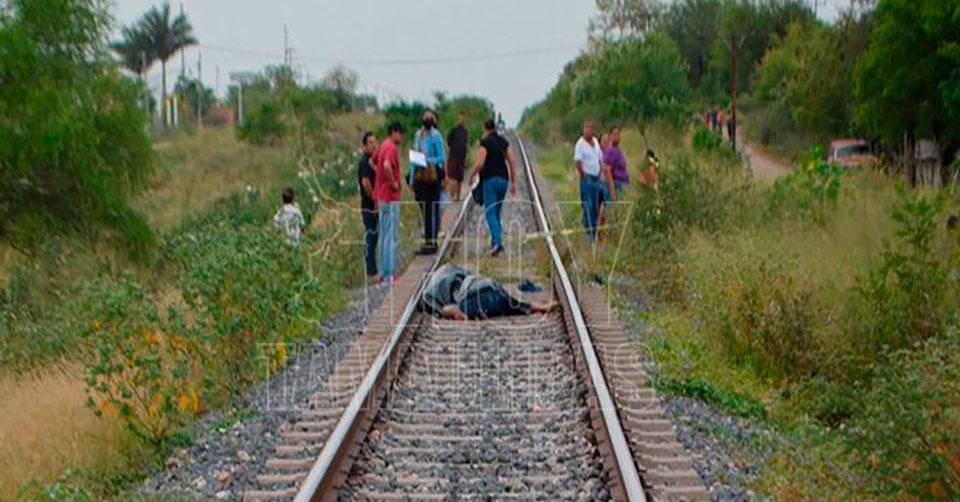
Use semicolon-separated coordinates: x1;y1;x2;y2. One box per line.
538;119;960;498
520;33;689;143
528;2;960;497
380;94;495;143
0;0;155;254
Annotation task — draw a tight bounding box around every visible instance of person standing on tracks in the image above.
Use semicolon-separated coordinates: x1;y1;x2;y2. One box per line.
374;122;405;284
574;120;604;241
446;111;469;201
468;118;517;257
358;131;379;284
411;109;445;255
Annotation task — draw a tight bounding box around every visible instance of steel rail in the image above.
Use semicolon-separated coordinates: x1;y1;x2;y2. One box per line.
515;133;648;502
293;183;475;502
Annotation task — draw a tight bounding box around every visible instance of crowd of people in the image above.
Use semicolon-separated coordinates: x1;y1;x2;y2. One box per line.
701;105;737;144
274;114;661;302
351;109;517;285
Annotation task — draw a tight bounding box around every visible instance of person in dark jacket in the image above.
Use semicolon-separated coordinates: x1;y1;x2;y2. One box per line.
420;265;557;320
446;111;469;201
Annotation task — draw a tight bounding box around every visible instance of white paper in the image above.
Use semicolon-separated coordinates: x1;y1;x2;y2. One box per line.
409;150;427;167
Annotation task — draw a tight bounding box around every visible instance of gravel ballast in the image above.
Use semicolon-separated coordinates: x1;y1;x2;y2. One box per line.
140;285;389;501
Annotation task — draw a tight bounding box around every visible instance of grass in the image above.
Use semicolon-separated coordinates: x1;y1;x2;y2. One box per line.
0;365;151;500
536;119;960;498
139;128;295;231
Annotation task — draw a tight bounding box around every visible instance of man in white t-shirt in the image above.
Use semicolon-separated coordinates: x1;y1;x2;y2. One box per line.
574;120;603;240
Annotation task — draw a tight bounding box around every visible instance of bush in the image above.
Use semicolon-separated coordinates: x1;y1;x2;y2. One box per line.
684;240;820;382
169;226;317;398
855;187;959;353
237;101;287;146
850;335;960;498
84;278;200;447
0;0;154;254
770;146;845;223
628;151;753;301
692;126;723;152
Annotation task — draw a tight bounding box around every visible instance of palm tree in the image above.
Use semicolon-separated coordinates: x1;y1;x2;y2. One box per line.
112;25;155;77
140;3;197;126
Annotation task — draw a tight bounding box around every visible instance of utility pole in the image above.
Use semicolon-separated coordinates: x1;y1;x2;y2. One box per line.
180;3;187;81
730;34;739;151
283;24;290;67
196;49;203;129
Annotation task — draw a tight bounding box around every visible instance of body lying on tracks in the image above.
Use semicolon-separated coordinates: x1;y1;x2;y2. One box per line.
419;264;557;320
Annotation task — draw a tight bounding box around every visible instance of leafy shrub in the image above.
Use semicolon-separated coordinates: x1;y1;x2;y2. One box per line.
692;126;723;152
770;146;844;222
84;278;200;447
237;101;287;146
168;224;342;402
633;153;752;244
0;0;154;254
684;242;819;382
856;187;959;352
849;335;960;498
629;153;753;301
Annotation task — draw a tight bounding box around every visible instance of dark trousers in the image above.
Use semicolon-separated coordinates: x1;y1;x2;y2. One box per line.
460;284;532;320
414;181;442;247
361;209;378;277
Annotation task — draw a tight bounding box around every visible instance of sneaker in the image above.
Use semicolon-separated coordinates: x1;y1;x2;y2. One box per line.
490;245;504;257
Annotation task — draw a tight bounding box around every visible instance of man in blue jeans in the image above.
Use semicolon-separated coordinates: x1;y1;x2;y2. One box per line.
468;119;517;257
574;120;603;240
420;265;557;320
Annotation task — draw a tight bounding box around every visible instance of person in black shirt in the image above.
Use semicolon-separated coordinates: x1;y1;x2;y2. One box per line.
358;131;379;283
446;112;469;201
468;119;517;257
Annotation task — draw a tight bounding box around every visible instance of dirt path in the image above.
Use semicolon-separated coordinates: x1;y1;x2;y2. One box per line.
730;123;791;181
742;142;790;180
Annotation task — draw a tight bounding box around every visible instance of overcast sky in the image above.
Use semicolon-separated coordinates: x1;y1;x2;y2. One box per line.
111;0;847;125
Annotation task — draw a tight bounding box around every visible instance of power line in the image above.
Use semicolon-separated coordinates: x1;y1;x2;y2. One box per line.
199;42;582;67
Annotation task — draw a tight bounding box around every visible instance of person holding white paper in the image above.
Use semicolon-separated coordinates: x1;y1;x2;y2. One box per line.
410;109;445;255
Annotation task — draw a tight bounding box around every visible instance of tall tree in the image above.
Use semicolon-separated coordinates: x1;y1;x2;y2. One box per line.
855;0;960;179
662;0;722;89
0;0;154;252
111;24;154;77
589;0;660;41
139;2;197;126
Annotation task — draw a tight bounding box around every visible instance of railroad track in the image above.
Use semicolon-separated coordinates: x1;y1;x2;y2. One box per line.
245;133;707;502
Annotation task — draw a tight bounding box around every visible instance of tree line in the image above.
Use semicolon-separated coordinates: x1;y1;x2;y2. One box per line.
523;0;959;179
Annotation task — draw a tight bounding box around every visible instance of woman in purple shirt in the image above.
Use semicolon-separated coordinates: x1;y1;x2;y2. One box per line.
604;126;629;194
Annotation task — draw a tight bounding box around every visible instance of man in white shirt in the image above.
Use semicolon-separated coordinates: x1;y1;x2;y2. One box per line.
574;120;603;240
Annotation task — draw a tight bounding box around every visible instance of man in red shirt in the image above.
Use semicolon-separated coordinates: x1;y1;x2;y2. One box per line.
373;122;405;282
